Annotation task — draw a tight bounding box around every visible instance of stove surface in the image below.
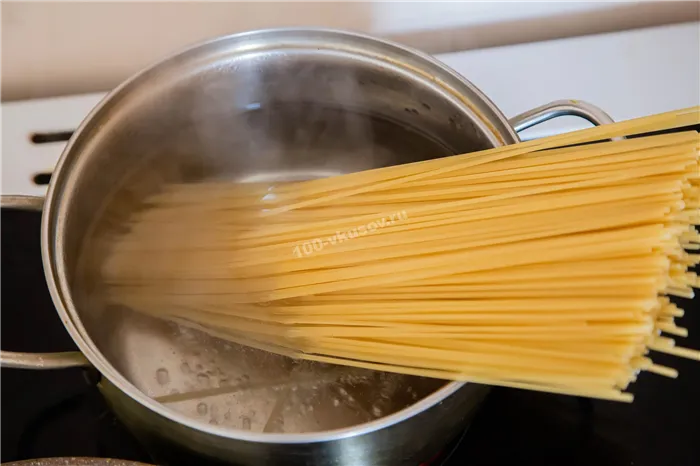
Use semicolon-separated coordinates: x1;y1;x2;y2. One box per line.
2;208;700;466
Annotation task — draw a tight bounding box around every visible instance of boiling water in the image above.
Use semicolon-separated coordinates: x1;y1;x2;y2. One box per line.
127;322;442;434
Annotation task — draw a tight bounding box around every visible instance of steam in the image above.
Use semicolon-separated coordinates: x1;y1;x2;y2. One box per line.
186;54;380;184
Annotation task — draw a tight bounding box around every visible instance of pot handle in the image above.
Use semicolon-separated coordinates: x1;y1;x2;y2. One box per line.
1;194;92;370
509;99;615;132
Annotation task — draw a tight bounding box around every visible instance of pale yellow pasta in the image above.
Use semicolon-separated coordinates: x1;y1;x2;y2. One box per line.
103;106;700;402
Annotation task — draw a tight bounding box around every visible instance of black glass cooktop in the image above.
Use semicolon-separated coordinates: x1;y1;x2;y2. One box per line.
2;207;700;466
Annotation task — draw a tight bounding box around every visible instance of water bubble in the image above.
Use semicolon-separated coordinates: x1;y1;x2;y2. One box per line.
197;373;210;387
338;388;348;396
242;417;251;430
241;374;250;382
372;405;383;417
209;419;219;425
155;368;170;385
197;403;208;416
308;405;314;412
195;364;204;371
332;398;340;407
180;362;191;374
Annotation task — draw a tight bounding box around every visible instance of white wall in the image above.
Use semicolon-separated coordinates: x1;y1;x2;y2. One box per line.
2;1;697;102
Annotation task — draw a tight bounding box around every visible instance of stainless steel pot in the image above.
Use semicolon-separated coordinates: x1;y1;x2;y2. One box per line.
1;29;613;466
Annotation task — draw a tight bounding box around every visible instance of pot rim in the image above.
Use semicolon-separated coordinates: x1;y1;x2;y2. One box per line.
42;27;518;444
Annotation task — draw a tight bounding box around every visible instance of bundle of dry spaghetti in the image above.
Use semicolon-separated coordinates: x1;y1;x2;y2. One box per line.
102;106;700;402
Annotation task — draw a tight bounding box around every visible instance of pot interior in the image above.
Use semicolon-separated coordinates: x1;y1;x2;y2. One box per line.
55;31;507;435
